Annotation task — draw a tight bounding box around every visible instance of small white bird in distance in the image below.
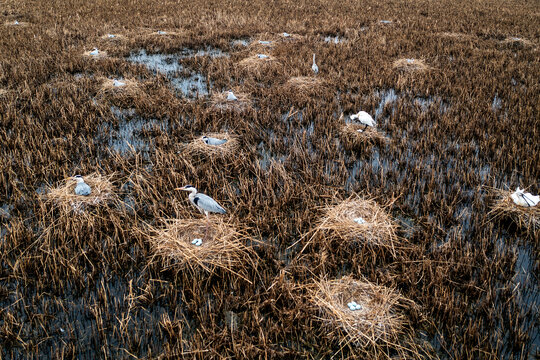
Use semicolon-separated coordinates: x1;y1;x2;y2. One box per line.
282;32;291;37
312;53;319;74
107;34;116;38
202;135;228;146
511;187;539;207
13;20;20;25
257;54;269;59
113;79;126;87
350;111;376;132
89;48;99;56
73;175;91;196
227;91;238;101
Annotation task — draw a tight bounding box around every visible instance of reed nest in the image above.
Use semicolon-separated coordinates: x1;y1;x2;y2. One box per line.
83;49;108;58
311;196;400;253
98;77;140;95
392;58;430;72
238;54;280;70
99;33;126;41
208;90;252;111
45;173;118;211
306;276;413;350
284;76;323;91
340;122;389;145
488;188;539;235
502;36;534;47
4;20;29;27
147;218;256;277
179;132;239;158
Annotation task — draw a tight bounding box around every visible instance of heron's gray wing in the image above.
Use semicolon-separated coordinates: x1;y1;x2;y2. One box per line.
75;183;91;196
194;193;226;214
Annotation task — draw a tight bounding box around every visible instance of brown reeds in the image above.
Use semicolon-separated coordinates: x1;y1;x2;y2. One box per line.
305;276;416;353
147;218;256;278
488;187;539;235
392;58;430;72
237;54;280;71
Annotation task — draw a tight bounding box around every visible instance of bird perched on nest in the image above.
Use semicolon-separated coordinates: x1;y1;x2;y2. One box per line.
350;111;376;132
312;53;319;74
227;91;238;101
73;175;91;196
511;187;539;207
89;48;99;56
176;185;226;238
202;135;227;146
113;79;126;87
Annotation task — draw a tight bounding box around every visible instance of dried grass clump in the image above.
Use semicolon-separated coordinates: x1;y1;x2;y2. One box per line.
97;77;140;95
83;49;108;58
45;173;118;214
439;32;472;39
0;89;9;97
99;33;126;41
148;218;256;277
238;54;280;70
285;76;323;91
488;188;539;235
313;196;400;253
209;90;252;111
340;122;389;145
502;36;534;47
179;132;239;158
4;20;29;27
393;58;430;72
306;276;413;350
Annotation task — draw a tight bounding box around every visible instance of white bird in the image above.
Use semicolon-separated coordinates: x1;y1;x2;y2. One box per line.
176;185;227;239
312;53;319;74
257;54;269;59
113;79;126;87
73;175;91;196
13;20;20;25
259;40;271;45
107;34;116;38
202;135;227;146
226;91;238;101
89;48;99;56
157;30;167;35
511;187;539;207
350;111;376;132
282;32;291;37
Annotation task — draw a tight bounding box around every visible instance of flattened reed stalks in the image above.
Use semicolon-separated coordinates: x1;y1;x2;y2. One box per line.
306;276;414;351
285;76;323;91
4;20;29;27
147;218;256;278
209;90;252;111
488;187;539;235
393;58;430;72
340;122;389;146
179;132;239;158
83;49;108;58
238;54;280;70
311;196;400;254
97;77;140;96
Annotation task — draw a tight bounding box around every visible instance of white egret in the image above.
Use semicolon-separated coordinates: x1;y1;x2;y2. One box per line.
350;111;376;132
312;53;319;74
511;187;539;207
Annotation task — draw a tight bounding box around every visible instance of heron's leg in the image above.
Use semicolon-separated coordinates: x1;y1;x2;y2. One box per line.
363;124;368;132
203;212;210;240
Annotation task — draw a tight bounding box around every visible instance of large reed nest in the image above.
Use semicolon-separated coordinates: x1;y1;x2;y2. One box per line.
306;276;413;350
179;132;239;159
209;90;252;112
237;54;280;71
284;76;323;91
393;58;430;72
97;77;141;96
148;218;256;278
99;33;126;41
340;121;389;146
4;20;29;27
83;49;108;59
312;196;400;254
45;173;118;214
489;188;539;235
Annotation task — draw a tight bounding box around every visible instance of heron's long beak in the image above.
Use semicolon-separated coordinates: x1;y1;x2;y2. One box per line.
175;187;186;191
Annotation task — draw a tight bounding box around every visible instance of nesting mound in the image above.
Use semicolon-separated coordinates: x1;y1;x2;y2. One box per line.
312;196;400;253
489;188;539;235
285;76;323;91
209;90;252;111
148;218;256;277
238;54;280;70
180;132;239;158
393;58;430;72
98;77;140;95
340;122;389;145
306;276;412;349
4;20;29;27
502;37;534;47
45;173;118;213
83;49;108;59
99;33;126;41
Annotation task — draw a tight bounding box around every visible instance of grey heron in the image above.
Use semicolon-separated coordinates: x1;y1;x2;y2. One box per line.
312;53;319;74
113;79;126;87
227;91;238;101
176;185;226;238
73;175;91;196
202;136;227;146
89;48;99;56
350;110;376;132
511;187;539;207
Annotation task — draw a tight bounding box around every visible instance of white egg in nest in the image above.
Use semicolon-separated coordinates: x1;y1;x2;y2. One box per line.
353;217;366;225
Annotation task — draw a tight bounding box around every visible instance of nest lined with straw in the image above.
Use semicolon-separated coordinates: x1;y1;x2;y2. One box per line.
208;90;252;112
340;121;389;146
99;33;126;41
306;276;413;349
179;132;239;158
148;218;256;277
97;77;140;96
312;196;400;253
284;76;323;91
4;20;29;27
393;58;430;72
238;54;280;71
83;49;108;59
488;188;539;235
45;173;118;214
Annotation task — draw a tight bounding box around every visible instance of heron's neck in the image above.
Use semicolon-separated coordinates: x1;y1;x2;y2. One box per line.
312;54;316;62
187;188;198;199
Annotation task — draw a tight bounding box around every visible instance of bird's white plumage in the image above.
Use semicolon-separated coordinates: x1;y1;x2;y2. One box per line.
73;176;91;196
227;91;238;101
351;111;376;131
202;136;227;146
312;53;318;74
89;48;99;56
257;54;268;59
511;187;539;207
113;79;126;87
